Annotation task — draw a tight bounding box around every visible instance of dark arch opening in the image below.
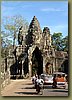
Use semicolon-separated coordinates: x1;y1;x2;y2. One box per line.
32;47;43;76
23;58;29;76
61;59;68;74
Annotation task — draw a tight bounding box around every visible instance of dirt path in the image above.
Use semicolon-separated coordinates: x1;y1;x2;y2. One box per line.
1;79;68;96
1;79;38;96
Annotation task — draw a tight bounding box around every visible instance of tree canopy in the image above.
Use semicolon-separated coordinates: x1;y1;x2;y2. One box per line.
1;15;29;58
52;32;68;52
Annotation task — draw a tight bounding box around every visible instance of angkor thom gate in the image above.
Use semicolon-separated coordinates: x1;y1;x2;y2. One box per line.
11;16;56;78
11;16;69;79
1;16;68;81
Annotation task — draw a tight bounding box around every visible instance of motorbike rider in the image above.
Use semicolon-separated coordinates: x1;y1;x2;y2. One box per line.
35;75;44;94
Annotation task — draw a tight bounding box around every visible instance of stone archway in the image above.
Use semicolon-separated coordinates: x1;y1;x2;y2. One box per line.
61;59;68;74
28;45;43;78
32;46;43;76
45;62;52;74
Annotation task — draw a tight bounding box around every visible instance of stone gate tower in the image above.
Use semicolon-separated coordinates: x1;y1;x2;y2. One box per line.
25;16;53;77
9;16;68;78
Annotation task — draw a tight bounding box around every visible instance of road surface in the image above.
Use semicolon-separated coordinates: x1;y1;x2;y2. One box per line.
1;79;68;96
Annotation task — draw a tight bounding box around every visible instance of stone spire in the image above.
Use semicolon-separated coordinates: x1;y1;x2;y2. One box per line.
29;16;42;33
43;27;51;47
26;16;42;46
43;27;50;35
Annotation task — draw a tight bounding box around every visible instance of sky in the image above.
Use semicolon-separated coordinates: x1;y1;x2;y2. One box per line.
1;1;68;37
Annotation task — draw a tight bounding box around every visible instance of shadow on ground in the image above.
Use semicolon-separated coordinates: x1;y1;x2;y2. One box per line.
22;83;33;85
51;89;68;93
21;85;52;89
14;91;37;95
21;86;35;89
44;85;52;89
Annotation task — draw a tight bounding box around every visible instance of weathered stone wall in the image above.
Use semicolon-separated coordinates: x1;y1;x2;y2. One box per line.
55;58;63;71
55;51;68;72
1;56;15;90
1;58;9;90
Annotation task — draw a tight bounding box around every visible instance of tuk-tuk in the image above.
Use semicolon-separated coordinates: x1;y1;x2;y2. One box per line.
52;72;67;88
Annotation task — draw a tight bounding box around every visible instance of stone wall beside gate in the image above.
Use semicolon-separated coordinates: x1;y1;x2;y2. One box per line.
1;56;15;90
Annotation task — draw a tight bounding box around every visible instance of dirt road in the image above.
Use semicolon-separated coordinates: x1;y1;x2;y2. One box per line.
1;79;38;96
1;79;68;96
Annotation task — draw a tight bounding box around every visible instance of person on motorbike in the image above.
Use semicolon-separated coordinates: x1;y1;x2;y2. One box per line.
32;74;38;84
35;75;44;94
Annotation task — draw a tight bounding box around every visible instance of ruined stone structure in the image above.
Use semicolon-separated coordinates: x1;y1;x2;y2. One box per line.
1;54;15;90
1;16;68;89
15;16;68;77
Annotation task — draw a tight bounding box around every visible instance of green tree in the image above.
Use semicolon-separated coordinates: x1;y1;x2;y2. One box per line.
1;31;12;58
2;15;29;48
61;36;68;52
1;31;12;47
52;32;68;51
1;15;29;58
52;32;63;51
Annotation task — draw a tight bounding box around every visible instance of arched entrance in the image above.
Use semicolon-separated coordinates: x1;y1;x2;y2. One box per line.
61;59;68;74
45;62;52;74
32;47;43;76
23;58;29;76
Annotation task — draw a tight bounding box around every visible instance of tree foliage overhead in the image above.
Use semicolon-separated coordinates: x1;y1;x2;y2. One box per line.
2;15;29;47
52;32;63;51
61;36;68;52
52;32;68;52
1;31;13;58
1;31;12;47
1;15;29;58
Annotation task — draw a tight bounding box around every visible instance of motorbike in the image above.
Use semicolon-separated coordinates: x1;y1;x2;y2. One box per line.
36;82;44;94
36;84;40;93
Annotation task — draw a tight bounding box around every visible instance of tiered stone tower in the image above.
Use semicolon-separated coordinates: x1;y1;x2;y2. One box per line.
26;16;42;46
25;16;54;76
